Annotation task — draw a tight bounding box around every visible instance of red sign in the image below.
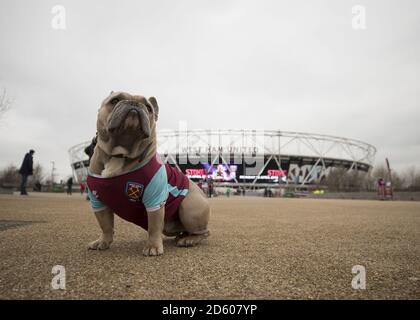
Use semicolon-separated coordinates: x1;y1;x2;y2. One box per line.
267;169;287;177
186;169;206;176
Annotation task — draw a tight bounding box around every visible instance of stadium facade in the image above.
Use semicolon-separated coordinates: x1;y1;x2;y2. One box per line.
68;130;376;187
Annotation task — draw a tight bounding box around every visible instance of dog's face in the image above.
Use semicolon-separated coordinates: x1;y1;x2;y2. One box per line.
96;91;159;158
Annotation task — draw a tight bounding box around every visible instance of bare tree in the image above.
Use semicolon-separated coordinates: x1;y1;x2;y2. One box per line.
370;164;406;190
325;166;390;192
325;167;352;191
323;164;415;192
371;165;389;181
0;165;20;187
403;166;420;191
32;164;46;184
0;88;12;120
413;173;420;191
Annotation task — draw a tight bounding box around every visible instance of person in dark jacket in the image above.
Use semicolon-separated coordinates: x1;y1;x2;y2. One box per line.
66;177;73;195
84;134;98;163
19;149;35;195
84;134;97;200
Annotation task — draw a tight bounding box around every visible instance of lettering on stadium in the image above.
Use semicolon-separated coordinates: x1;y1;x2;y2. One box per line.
267;169;287;177
180;146;259;154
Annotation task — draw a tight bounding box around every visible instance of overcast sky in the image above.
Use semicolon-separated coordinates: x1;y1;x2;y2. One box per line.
0;0;419;181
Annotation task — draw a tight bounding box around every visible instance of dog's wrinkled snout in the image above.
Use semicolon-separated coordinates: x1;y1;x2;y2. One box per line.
107;100;151;137
123;109;141;130
128;109;139;118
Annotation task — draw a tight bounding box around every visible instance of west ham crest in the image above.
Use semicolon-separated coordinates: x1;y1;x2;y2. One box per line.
92;190;99;199
125;182;144;202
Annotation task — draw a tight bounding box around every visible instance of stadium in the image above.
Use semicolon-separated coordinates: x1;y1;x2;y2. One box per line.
68;129;376;188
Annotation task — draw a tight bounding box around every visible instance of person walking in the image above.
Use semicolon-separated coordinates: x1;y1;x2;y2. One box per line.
66;177;73;195
19;149;35;195
208;179;214;198
84;134;98;163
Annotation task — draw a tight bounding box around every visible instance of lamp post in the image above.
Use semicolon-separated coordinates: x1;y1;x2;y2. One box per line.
51;161;56;189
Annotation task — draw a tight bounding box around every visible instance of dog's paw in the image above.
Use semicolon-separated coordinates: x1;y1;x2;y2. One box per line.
88;238;112;250
142;240;164;256
176;232;209;247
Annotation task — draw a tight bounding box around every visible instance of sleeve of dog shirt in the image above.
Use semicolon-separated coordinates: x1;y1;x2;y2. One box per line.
142;165;169;212
87;187;107;212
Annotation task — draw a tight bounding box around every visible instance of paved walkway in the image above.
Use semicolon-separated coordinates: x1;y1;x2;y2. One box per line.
0;193;419;299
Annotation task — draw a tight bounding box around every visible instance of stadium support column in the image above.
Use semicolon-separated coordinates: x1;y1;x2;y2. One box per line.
252;155;273;184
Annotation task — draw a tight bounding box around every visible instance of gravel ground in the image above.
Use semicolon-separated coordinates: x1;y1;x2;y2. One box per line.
0;193;419;299
306;191;420;201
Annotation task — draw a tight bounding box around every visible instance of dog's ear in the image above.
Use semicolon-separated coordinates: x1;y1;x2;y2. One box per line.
148;96;159;121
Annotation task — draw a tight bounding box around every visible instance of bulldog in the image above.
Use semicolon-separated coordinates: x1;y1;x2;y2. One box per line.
86;92;210;256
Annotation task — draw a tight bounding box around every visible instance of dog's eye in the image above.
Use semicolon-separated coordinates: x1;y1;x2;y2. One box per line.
110;98;119;105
